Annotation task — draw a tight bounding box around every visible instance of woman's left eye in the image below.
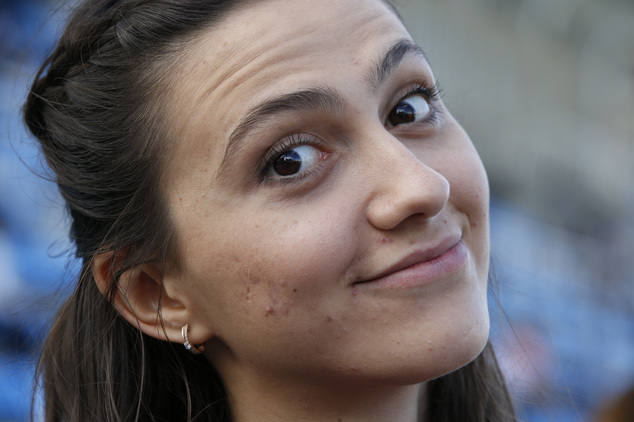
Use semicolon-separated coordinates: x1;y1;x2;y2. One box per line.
387;93;432;126
267;144;325;178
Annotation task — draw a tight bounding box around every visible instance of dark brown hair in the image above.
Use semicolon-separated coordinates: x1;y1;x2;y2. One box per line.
23;0;516;420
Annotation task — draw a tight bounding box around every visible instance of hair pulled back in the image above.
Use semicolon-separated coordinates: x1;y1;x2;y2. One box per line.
24;1;515;421
24;1;247;420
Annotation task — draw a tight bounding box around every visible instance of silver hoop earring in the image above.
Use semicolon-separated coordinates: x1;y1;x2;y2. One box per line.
182;324;205;355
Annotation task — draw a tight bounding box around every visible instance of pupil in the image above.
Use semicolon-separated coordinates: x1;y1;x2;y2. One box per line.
273;150;302;176
390;102;415;125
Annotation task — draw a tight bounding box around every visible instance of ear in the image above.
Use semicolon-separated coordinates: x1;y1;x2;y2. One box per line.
92;251;208;346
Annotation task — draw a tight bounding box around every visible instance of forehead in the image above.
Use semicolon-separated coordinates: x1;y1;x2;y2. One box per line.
165;0;412;171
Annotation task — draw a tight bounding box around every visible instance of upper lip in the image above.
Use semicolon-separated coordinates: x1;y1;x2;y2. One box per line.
354;233;462;284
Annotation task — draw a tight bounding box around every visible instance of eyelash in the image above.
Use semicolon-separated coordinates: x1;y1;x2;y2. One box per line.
260;134;325;186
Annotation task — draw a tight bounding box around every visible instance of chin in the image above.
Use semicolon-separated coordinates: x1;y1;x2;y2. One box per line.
434;312;490;379
365;315;491;387
420;307;491;384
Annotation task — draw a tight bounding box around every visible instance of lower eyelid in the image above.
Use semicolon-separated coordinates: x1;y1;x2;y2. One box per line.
389;108;443;134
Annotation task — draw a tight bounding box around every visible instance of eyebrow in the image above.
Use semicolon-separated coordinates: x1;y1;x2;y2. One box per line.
219;39;428;175
367;39;428;92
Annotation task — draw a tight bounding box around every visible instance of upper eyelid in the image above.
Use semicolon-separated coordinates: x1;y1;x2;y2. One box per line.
261;133;325;174
395;81;441;103
264;133;319;161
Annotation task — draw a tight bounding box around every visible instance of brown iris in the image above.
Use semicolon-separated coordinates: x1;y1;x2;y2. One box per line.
388;101;417;126
273;150;302;176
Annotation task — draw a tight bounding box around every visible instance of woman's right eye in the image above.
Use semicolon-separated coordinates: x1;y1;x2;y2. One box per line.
267;144;327;178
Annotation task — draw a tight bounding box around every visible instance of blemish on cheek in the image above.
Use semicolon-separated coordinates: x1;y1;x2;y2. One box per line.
293;288;298;293
325;316;332;323
264;305;275;316
351;287;358;297
380;237;393;244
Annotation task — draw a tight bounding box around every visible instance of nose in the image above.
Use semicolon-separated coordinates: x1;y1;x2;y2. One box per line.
364;134;450;231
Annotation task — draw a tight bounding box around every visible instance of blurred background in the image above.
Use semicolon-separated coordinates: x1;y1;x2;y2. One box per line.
1;0;632;420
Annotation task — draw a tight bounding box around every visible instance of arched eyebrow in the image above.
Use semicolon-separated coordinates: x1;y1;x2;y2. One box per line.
218;39;428;177
366;39;428;93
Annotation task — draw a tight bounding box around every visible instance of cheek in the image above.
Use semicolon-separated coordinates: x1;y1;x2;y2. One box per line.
177;197;358;331
454;147;490;236
430;128;490;277
443;136;489;219
175;201;370;377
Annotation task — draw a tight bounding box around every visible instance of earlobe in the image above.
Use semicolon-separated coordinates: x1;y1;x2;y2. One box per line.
91;252;192;344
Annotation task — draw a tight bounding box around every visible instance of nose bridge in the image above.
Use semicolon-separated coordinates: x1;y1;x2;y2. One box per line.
362;129;450;231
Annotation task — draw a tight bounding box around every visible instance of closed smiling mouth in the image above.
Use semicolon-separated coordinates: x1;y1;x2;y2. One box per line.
353;233;468;289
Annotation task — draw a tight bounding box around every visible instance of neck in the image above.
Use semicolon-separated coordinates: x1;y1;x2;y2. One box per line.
223;370;426;422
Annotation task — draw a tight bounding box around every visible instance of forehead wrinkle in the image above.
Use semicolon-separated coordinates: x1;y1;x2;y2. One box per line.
195;46;272;109
192;20;325;108
188;0;395;110
171;0;400;124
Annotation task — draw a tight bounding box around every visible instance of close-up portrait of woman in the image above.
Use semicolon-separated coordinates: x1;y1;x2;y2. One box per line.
3;0;634;420
20;0;634;422
20;0;518;420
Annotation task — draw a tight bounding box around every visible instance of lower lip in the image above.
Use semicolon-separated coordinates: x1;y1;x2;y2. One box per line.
354;241;469;290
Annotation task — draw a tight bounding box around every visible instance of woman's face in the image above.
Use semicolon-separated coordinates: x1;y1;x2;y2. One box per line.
162;0;490;388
